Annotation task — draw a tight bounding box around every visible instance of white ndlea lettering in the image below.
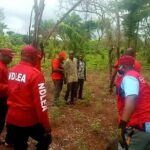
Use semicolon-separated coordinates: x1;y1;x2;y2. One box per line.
9;72;26;83
38;83;47;112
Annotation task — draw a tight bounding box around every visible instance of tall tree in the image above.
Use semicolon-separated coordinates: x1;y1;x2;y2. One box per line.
120;0;150;48
29;0;45;48
44;0;83;44
0;9;7;35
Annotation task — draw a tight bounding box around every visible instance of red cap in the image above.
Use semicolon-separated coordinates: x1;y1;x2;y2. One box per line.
0;48;14;57
118;56;135;66
21;45;37;56
59;51;66;59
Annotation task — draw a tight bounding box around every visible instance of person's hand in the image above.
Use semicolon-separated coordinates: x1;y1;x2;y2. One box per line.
64;78;67;84
118;120;128;150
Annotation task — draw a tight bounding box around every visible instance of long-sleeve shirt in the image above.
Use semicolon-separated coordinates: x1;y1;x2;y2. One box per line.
77;60;86;80
64;58;78;83
6;61;50;132
0;61;8;97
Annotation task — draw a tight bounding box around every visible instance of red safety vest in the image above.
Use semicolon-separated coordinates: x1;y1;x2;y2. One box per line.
117;70;150;127
51;58;63;80
114;60;141;87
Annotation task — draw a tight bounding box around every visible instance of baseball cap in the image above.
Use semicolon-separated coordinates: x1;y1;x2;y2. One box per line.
59;51;66;59
21;45;37;56
118;55;135;66
0;48;14;58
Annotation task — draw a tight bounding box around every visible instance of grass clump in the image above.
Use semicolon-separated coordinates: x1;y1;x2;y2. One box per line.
74;110;83;123
90;119;101;134
50;106;62;124
74;137;89;150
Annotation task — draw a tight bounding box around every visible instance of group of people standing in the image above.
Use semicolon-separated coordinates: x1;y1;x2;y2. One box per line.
51;50;86;106
0;46;86;150
1;44;150;150
109;48;150;150
0;45;51;150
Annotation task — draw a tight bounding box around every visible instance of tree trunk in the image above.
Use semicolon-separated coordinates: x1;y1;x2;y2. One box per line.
108;47;114;80
29;6;34;44
115;0;121;59
31;0;45;48
134;22;139;50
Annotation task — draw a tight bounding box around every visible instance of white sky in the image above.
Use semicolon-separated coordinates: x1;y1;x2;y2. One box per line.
0;0;59;34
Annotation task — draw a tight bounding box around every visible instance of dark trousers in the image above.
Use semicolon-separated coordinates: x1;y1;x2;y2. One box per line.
65;82;78;103
77;79;84;99
6;124;51;150
0;97;8;134
53;79;63;104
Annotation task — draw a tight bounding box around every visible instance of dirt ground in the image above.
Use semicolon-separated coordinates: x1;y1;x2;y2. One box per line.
0;70;119;150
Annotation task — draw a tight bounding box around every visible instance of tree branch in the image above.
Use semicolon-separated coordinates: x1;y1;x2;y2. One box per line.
44;0;84;44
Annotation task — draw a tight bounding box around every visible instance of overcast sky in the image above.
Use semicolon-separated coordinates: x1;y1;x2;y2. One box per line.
0;0;59;34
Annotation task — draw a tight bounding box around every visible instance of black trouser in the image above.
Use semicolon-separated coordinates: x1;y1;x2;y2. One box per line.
65;82;78;103
6;124;51;150
0;97;8;134
53;79;63;104
77;79;84;99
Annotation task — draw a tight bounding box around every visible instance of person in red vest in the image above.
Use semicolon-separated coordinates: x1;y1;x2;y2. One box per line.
109;48;141;93
0;48;13;143
6;45;52;150
51;51;66;106
116;55;150;150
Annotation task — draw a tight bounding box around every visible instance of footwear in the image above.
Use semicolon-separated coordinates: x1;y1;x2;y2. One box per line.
66;101;70;105
4;142;13;147
70;101;75;105
0;139;5;145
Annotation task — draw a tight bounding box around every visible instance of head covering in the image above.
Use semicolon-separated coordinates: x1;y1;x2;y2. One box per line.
59;51;66;59
21;45;37;57
0;48;14;57
118;56;135;66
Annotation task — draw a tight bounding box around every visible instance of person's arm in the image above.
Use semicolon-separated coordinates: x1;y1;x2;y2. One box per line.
52;68;63;72
109;68;117;91
40;42;45;63
0;69;8;93
121;76;139;122
118;76;139;148
64;60;69;79
0;83;8;93
122;95;137;122
109;61;119;93
32;73;51;133
52;60;63;73
0;83;8;92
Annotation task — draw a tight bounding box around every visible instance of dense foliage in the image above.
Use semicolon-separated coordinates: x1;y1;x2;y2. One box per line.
0;0;150;62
